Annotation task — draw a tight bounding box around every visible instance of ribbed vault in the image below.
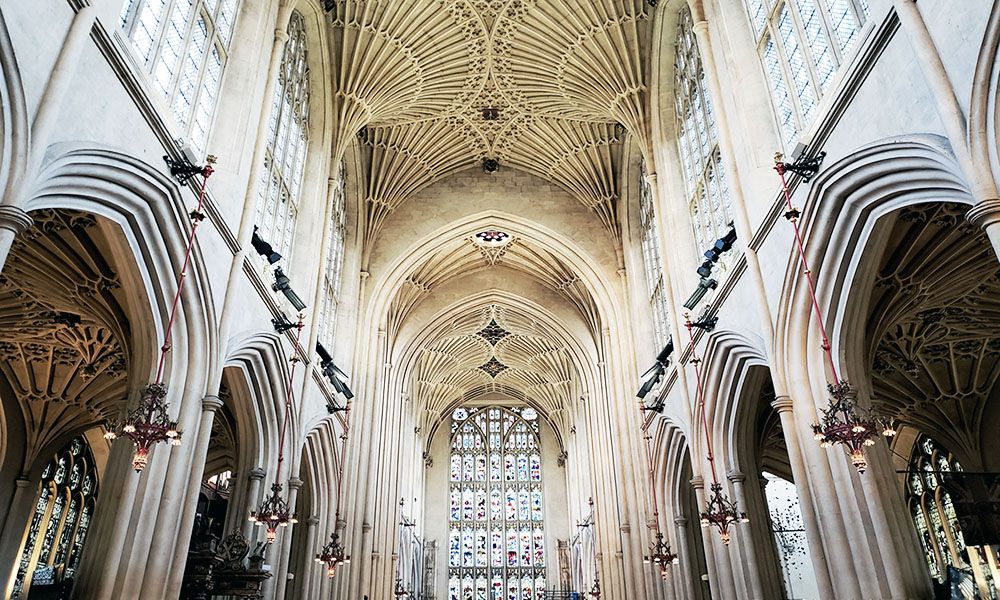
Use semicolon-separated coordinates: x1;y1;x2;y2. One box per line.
324;0;649;252
408;303;580;435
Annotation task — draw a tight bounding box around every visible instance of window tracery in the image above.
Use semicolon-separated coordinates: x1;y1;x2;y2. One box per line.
317;171;347;352
448;406;546;600
255;11;311;265
673;7;733;253
906;436;999;595
119;0;240;154
9;437;99;599
743;0;868;146
637;161;670;350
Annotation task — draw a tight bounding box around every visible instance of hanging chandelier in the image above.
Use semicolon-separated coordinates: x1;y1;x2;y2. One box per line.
685;317;749;545
250;316;305;543
640;430;680;578
104;383;181;471
699;482;749;545
774;153;896;473
588;579;601;598
393;577;411;598
812;382;896;473
104;155;216;471
643;532;679;579
316;531;351;577
249;482;297;544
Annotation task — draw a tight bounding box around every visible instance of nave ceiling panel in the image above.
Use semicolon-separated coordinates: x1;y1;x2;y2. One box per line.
325;0;646;250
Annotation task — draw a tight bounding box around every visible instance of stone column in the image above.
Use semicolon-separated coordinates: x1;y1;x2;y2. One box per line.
160;395;224;598
769;396;834;595
892;0;1000;261
242;467;268;541
298;516;320;599
0;4;96;272
726;471;765;599
0;477;37;589
0;206;32;273
673;516;696;600
690;476;724;598
968;199;1000;260
271;476;303;599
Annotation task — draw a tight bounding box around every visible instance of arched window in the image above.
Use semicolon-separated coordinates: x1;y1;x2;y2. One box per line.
119;0;240;154
906;436;998;594
255;11;311;264
448;406;546;600
762;471;819;599
674;7;733;254
743;0;869;145
8;437;99;599
317;171;347;351
637;162;670;350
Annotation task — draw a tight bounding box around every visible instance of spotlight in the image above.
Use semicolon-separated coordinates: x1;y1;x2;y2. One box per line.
637;337;673;399
316;342;354;401
272;267;306;311
252;226;283;264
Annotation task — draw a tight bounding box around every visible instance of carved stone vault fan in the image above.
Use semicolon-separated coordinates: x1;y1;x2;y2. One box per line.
323;0;652;250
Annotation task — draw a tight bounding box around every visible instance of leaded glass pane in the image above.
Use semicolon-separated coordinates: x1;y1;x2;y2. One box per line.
674;7;734;274
10;438;99;598
637;161;670;350
122;0;240;153
449;407;546;597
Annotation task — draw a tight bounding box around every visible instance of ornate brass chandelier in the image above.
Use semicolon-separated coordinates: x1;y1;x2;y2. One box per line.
393;577;411;598
104;155;216;471
641;431;679;578
699;482;749;545
685;317;749;545
588;579;601;598
774;153;895;473
315;531;350;577
250;317;304;543
318;406;353;578
249;482;297;544
643;532;679;579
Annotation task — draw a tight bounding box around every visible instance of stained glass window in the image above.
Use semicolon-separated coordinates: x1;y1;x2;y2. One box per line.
762;472;820;599
743;0;868;146
119;0;240;155
317;169;348;352
255;11;311;265
674;7;733;254
637;161;670;350
906;435;999;595
10;437;99;599
448;406;546;600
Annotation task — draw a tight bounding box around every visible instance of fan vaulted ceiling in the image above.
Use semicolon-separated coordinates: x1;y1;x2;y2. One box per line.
324;0;653;249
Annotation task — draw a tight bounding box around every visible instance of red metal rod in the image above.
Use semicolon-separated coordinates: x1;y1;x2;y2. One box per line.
334;407;351;523
154;166;214;384
642;428;661;533
774;164;841;384
275;318;306;484
685;320;719;485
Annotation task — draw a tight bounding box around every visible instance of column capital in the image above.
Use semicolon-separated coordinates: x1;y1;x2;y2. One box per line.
727;470;746;483
202;395;224;412
288;477;304;490
967;198;1000;229
306;516;320;526
273;29;290;44
674;516;688;527
690;474;704;489
770;395;795;414
691;20;710;37
0;206;33;235
15;477;32;488
248;467;267;481
644;172;658;186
